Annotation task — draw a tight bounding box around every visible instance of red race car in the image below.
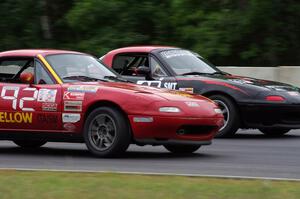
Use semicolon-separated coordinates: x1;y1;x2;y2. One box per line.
0;49;223;157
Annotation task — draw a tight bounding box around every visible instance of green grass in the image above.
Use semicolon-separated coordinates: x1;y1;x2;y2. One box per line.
0;170;299;199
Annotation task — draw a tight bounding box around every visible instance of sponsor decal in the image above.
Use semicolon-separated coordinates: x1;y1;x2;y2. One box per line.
137;81;177;90
0;112;32;123
179;87;194;93
288;91;299;96
185;101;199;107
63;91;85;100
67;85;99;93
42;103;57;112
37;89;57;102
160;50;194;59
37;114;58;123
228;79;253;84
63;123;76;131
64;101;82;112
62;113;80;123
164;82;177;90
169;90;194;98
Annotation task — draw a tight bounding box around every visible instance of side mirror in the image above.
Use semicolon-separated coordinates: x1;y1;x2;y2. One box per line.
20;72;34;84
136;66;150;75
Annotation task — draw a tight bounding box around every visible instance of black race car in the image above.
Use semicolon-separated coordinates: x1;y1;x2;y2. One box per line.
101;46;300;137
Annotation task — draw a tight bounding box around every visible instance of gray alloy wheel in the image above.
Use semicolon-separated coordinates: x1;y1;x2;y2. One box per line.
88;114;117;151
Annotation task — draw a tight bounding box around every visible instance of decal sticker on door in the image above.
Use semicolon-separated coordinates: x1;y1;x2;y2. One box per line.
0;112;32;123
63;92;85;100
37;89;57;102
62;113;80;123
0;86;57;112
137;81;177;90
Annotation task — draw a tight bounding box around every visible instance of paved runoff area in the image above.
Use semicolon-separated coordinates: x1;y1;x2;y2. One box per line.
0;129;299;180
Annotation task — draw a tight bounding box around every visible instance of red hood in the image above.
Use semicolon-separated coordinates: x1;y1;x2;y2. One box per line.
65;81;212;102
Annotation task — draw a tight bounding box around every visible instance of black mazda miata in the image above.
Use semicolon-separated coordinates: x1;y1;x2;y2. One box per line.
102;46;300;137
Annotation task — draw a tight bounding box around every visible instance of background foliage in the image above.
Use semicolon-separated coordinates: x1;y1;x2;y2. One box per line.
0;0;299;66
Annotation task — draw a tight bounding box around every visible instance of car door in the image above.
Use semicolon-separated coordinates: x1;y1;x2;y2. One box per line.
112;53;178;90
0;57;62;131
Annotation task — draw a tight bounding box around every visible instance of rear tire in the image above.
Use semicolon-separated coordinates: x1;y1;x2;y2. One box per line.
84;107;131;158
164;144;201;153
13;140;47;148
209;95;240;138
259;128;290;137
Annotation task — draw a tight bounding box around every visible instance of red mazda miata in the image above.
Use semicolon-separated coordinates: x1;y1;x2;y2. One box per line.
0;49;223;157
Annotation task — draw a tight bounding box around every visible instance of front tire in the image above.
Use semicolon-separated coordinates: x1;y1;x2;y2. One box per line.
259;128;290;137
13;140;47;148
209;95;240;138
164;144;201;153
84;107;131;158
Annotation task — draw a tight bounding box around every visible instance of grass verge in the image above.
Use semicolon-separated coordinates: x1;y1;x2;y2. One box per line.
0;170;299;199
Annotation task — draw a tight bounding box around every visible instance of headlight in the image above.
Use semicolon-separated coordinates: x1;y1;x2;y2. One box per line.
159;107;181;113
214;108;223;114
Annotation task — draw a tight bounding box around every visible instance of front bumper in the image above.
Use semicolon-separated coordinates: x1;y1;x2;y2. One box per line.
239;103;300;129
128;115;223;145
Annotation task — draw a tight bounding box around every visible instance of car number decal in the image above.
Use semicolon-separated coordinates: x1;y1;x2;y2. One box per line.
0;86;57;112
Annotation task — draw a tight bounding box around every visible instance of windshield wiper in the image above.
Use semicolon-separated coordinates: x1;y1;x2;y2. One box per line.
104;76;132;83
211;71;228;75
181;71;227;76
180;72;213;76
62;75;108;82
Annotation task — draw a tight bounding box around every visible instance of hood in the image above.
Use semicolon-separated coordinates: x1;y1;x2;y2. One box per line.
178;73;299;92
66;81;212;101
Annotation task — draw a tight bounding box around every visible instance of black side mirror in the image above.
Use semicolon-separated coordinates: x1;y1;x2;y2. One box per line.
136;66;150;75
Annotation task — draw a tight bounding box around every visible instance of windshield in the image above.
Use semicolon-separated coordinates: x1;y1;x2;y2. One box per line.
46;54;118;82
159;49;220;75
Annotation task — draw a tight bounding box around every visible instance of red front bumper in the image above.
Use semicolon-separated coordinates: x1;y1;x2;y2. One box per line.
128;115;224;144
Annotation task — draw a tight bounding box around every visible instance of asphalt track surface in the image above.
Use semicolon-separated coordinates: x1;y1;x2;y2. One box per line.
0;129;299;179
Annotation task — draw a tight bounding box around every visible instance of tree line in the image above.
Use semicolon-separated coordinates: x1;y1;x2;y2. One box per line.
0;0;299;66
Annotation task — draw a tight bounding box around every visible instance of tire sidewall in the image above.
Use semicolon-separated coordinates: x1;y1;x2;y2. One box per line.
209;95;240;138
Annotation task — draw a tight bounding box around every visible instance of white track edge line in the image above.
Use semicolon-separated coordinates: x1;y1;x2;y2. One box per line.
0;167;299;182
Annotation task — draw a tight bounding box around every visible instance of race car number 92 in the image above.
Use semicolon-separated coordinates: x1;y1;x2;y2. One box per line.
1;86;38;111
